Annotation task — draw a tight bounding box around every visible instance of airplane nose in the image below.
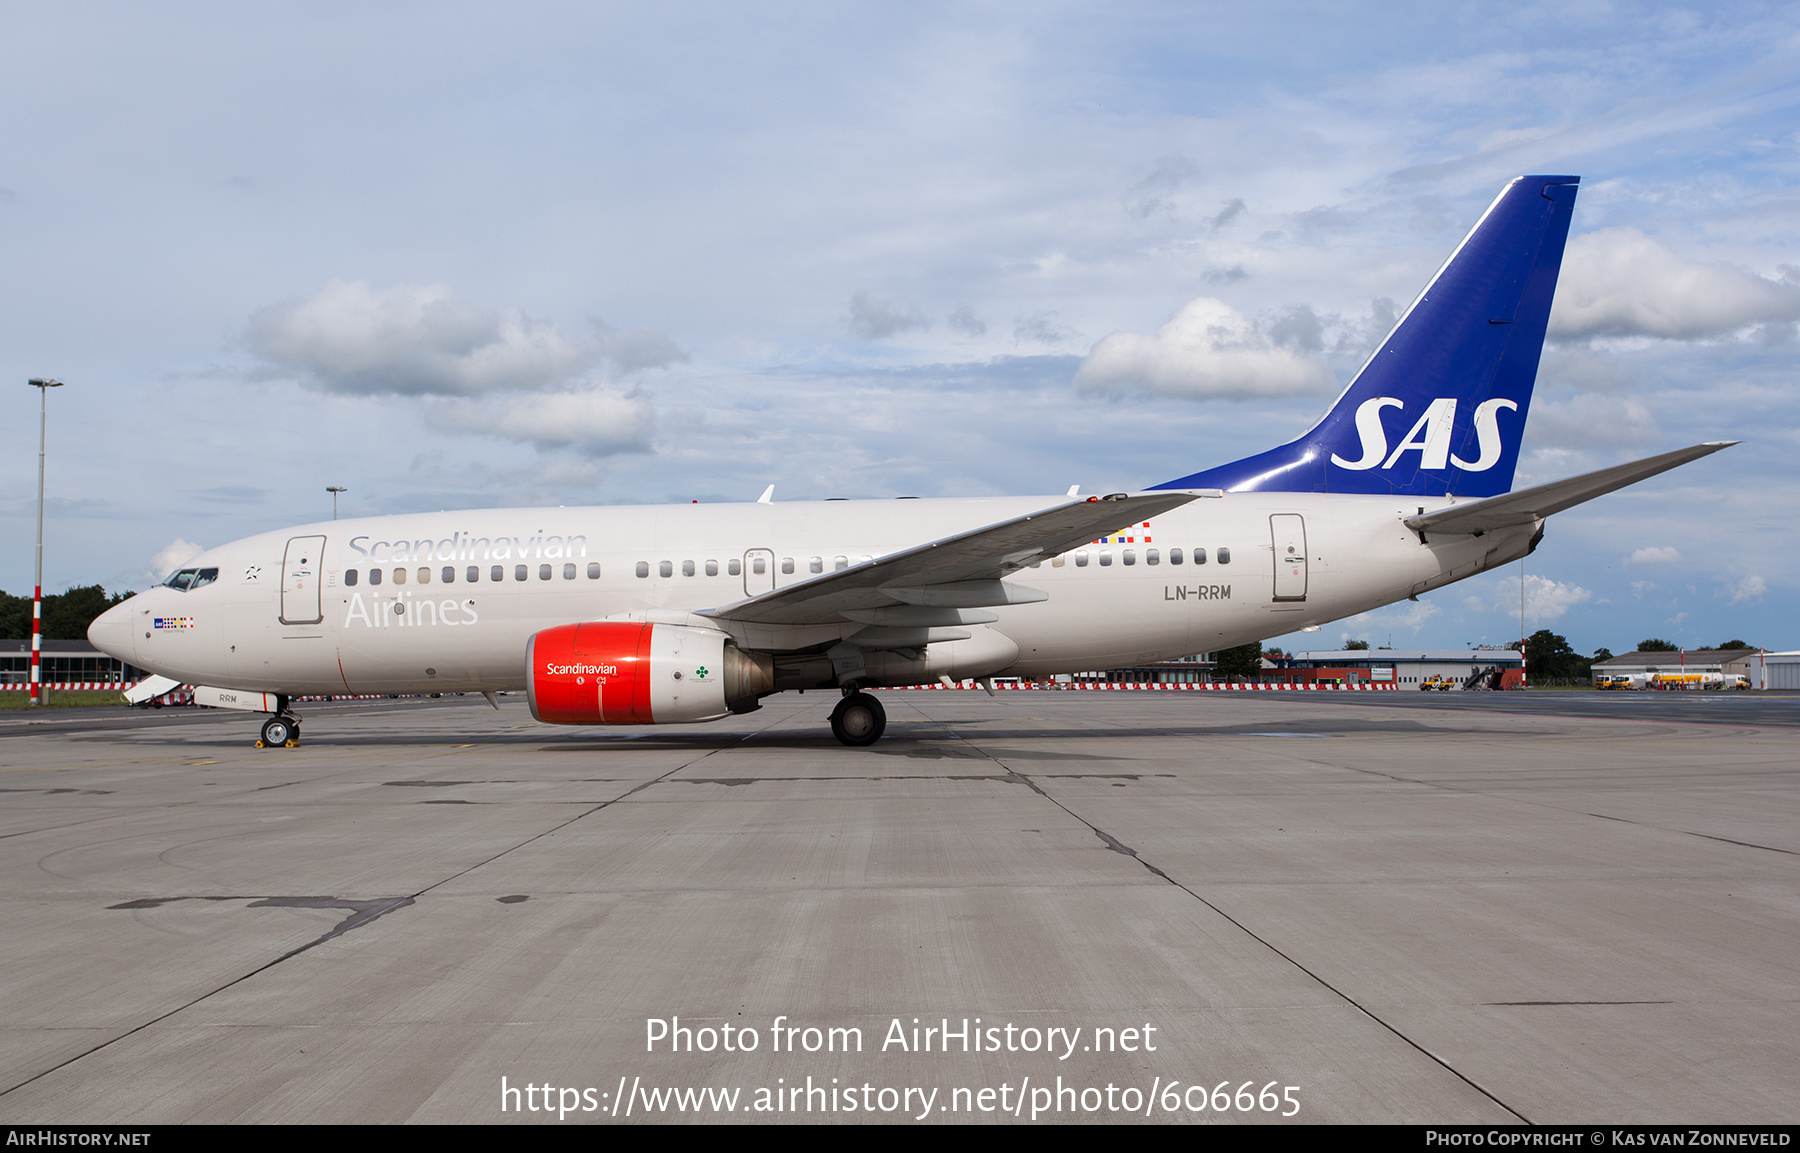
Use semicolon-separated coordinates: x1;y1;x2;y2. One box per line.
88;598;136;663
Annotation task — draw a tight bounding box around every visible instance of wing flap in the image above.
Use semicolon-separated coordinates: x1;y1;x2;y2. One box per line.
1404;442;1736;536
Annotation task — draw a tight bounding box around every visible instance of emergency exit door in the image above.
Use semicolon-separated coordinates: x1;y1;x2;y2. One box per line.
281;535;326;624
1270;515;1307;602
743;549;775;597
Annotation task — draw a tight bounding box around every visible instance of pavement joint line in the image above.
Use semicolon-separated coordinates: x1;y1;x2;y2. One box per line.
0;710;788;1103
893;692;1533;1126
1299;753;1800;862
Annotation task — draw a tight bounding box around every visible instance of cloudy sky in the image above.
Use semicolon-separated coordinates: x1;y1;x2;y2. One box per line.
4;2;1799;657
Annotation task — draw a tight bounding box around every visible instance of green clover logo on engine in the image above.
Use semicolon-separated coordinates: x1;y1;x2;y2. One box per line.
694;665;709;679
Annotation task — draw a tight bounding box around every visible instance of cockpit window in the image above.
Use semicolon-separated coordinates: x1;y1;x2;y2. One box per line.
161;567;218;592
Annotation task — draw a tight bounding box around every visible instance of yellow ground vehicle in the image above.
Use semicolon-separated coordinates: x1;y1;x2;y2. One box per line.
1419;675;1454;692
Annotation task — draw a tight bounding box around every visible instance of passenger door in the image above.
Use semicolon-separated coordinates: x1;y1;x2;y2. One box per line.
1270;514;1307;602
280;535;326;624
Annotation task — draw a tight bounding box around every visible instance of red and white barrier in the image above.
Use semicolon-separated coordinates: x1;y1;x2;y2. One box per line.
880;681;1398;692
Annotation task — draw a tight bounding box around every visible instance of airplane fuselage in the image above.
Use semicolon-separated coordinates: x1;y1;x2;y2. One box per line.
96;491;1536;697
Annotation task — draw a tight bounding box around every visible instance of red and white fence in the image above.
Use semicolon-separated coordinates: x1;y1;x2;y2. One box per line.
882;681;1398;692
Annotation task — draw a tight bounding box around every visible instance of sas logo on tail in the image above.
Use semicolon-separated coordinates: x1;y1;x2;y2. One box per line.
1330;397;1517;473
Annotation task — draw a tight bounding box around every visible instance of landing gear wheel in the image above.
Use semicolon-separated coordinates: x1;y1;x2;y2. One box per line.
830;692;886;747
259;716;298;748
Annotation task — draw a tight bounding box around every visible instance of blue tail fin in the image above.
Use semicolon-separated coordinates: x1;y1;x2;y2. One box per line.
1153;175;1579;498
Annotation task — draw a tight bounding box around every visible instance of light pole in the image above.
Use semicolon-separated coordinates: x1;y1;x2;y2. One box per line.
28;379;63;707
326;486;347;520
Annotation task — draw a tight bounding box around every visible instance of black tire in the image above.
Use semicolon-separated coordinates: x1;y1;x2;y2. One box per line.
830;692;886;747
260;716;295;747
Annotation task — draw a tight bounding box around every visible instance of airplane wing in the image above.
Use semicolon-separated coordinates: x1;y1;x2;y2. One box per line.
1404;442;1736;537
700;490;1214;626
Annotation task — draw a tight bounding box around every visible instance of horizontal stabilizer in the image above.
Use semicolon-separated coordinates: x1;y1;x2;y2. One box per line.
1404;442;1737;536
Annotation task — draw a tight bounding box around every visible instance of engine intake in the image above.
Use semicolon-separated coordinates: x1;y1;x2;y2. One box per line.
527;622;772;725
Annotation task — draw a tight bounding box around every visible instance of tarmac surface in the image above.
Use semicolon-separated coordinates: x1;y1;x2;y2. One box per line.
0;689;1794;1125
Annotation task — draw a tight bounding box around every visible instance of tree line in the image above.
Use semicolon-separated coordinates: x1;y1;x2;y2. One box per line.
0;587;128;641
1212;633;1759;684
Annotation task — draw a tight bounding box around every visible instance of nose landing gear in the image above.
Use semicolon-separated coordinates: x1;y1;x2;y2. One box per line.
829;691;886;747
256;714;301;749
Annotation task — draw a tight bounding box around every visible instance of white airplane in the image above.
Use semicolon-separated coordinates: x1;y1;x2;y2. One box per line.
88;174;1733;747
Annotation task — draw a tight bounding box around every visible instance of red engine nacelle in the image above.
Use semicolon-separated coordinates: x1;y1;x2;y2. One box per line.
526;621;770;725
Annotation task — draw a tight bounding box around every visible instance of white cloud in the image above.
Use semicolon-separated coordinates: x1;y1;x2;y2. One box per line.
1483;574;1593;623
1074;297;1339;400
428;388;653;456
1725;573;1767;604
149;538;204;582
1522;574;1593;623
1378;600;1441;632
1549;228;1800;341
1628;546;1683;565
1528;394;1659;449
247;281;603;396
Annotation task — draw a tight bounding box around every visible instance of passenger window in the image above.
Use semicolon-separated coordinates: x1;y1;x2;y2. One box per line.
394;567;407;585
418;567;431;584
659;561;673;578
809;557;823;573
442;566;455;583
705;560;718;576
1051;556;1065;568
1195;548;1207;565
345;569;359;587
750;557;763;575
467;566;480;582
369;568;383;586
834;556;848;571
1074;551;1089;567
563;563;576;580
1170;548;1183;565
1147;549;1159;565
1123;549;1136;566
729;558;742;576
1099;551;1113;566
538;564;551;580
515;565;528;581
781;558;795;574
491;565;504;582
636;562;649;578
859;555;872;564
587;563;601;579
682;560;695;577
1218;547;1231;564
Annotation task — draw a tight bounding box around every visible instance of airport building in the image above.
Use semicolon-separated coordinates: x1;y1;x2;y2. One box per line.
0;639;143;687
1594;648;1800;690
1066;653;1217;685
1269;648;1524;689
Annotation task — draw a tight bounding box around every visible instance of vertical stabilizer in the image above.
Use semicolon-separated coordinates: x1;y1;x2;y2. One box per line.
1154;175;1579;497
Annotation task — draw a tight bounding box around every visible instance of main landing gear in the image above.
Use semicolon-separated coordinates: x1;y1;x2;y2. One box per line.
257;714;301;749
829;690;886;747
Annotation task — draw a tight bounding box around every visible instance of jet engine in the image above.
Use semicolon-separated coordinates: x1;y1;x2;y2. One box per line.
527;621;773;725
